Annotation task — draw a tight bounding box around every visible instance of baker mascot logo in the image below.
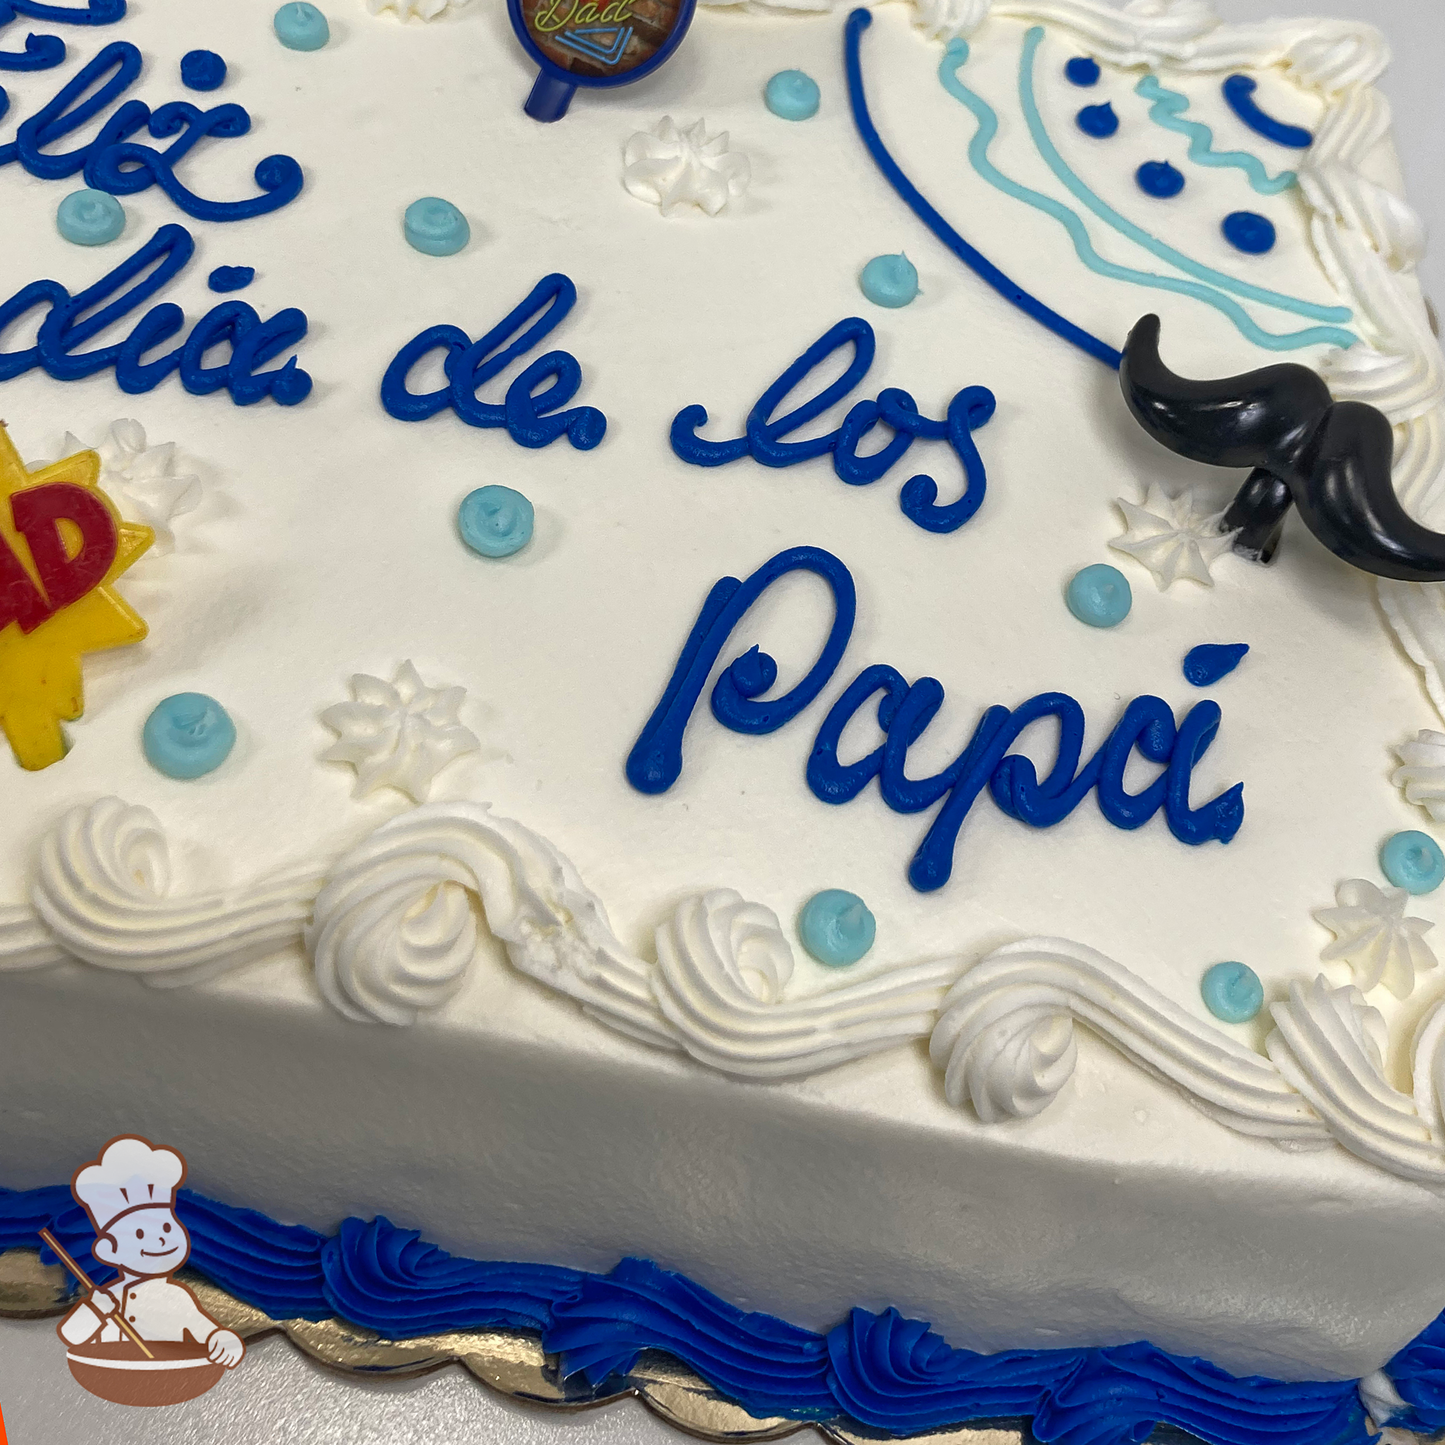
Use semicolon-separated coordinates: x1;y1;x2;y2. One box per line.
48;1137;245;1407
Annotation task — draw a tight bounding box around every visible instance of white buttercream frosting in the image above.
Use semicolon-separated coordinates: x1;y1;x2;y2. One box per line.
1392;730;1445;824
1110;483;1235;590
55;419;198;553
623;118;751;218
366;0;469;18
1314;878;1437;999
320;661;480;804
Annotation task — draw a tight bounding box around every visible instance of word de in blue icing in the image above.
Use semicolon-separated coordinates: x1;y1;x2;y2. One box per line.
1200;960;1262;1024
1183;642;1248;687
0;223;313;404
143;693;236;779
0;41;304;223
799;889;875;967
0;0;124;75
671;316;996;535
381;273;606;451
627;547;1244;893
1221;74;1313;150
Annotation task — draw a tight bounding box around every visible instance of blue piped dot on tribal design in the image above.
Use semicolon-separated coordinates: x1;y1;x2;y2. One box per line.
56;188;124;246
765;70;820;121
274;3;330;51
180;49;227;91
1064;56;1100;87
799;889;876;968
458;485;534;558
1075;102;1118;138
1136;160;1184;198
1201;961;1263;1024
143;694;237;780
1223;210;1276;255
859;253;919;308
1380;830;1445;895
405;197;470;257
208;265;256;293
1066;564;1131;628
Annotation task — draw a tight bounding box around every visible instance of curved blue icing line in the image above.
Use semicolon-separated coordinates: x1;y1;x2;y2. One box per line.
1137;74;1300;195
0;0;125;73
1011;30;1356;349
1222;75;1313;151
0;1181;1429;1445
842;7;1122;371
936;37;1355;355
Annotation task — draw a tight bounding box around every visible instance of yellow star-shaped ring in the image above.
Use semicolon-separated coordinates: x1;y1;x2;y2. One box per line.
0;423;153;771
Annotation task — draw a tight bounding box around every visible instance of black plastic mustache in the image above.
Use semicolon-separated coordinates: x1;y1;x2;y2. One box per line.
1120;314;1445;582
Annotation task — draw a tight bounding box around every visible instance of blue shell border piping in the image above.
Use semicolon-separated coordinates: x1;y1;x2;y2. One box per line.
2;1183;1442;1445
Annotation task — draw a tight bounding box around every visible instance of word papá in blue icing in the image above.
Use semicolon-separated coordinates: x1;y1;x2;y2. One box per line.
381;273;605;450
671;318;996;535
0;223;312;404
0;41;304;222
628;547;1244;892
0;0;123;74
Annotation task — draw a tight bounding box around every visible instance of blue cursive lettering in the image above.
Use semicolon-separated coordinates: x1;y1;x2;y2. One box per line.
380;273;606;451
0;0;123;74
670;317;997;534
632;547;1245;891
0;223;312;404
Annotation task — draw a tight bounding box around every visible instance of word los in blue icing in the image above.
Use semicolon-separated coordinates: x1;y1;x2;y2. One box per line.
0;1181;1417;1445
0;0;123;74
0;223;312;404
0;41;304;222
671;318;996;535
381;273;606;451
628;547;1243;892
1222;74;1313;150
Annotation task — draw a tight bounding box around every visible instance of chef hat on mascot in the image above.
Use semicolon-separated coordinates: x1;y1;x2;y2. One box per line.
72;1136;187;1234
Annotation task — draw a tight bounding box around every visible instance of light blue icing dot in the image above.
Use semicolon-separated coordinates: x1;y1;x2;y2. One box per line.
765;69;820;121
458;484;534;558
1075;101;1118;138
1201;961;1263;1024
143;694;237;780
859;253;919;309
274;3;329;51
1380;830;1445;895
1222;210;1276;254
405;196;470;257
56;188;124;246
799;889;876;968
1066;563;1132;628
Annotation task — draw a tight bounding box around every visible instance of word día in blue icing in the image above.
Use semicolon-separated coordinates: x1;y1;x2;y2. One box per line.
671;317;995;536
0;0;123;75
55;185;122;244
1064;56;1099;87
1136;160;1184;198
0;41;305;223
844;8;1122;371
208;264;254;293
381;273;606;451
274;1;329;51
1380;831;1445;896
143;693;236;779
1222;75;1313;151
937;38;1353;359
1075;101;1117;138
1;1181;1412;1445
1200;960;1263;1024
1183;643;1248;687
1009;31;1354;353
180;49;226;92
629;548;1243;892
799;889;876;967
458;484;534;558
1223;211;1275;255
404;196;470;257
1067;563;1131;628
858;253;918;308
765;69;819;121
1135;74;1298;196
0;223;312;404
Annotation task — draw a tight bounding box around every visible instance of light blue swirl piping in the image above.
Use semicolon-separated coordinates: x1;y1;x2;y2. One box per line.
1012;27;1356;347
1137;74;1298;196
936;38;1356;353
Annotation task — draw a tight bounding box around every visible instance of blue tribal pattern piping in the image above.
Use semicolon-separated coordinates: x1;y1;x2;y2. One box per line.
1137;74;1300;195
937;39;1350;356
1010;30;1355;352
3;1181;1442;1445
